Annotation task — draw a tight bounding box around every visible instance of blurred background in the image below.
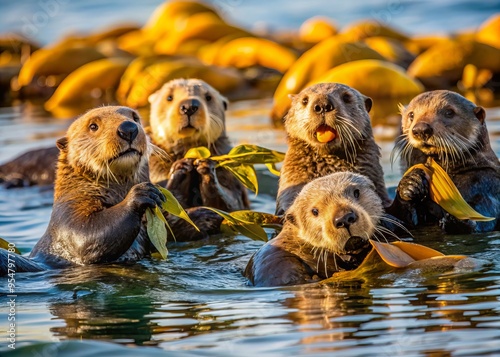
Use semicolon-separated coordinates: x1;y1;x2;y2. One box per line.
1;0;498;44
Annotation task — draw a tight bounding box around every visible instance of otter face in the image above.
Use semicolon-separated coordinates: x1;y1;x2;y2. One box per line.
286;172;383;255
148;78;228;146
399;90;486;168
285;83;372;153
57;106;149;180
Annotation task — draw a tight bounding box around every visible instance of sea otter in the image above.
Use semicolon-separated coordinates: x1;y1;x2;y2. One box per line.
245;172;388;287
276;82;390;215
389;90;500;233
1;106;164;274
148;78;249;212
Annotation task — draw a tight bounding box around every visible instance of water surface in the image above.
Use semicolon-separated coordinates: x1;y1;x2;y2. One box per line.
1;1;500;356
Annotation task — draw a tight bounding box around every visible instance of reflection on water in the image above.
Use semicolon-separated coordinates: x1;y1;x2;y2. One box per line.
1;99;500;356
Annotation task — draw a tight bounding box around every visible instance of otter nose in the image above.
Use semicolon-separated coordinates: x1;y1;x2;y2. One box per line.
312;99;334;114
117;121;139;143
334;211;358;229
412;122;433;141
179;99;200;116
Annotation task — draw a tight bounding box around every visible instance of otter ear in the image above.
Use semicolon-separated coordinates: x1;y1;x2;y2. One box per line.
56;137;68;151
364;96;373;113
288;94;297;101
148;92;158;104
221;96;229;111
474;106;486;123
285;213;297;226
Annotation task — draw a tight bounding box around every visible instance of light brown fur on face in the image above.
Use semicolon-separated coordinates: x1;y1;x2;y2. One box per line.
244;172;383;287
286;83;373;156
288;172;383;255
148;78;228;149
276;82;390;215
58;106;150;186
397;90;487;170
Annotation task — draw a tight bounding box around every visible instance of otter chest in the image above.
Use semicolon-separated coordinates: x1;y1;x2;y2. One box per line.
304;155;356;179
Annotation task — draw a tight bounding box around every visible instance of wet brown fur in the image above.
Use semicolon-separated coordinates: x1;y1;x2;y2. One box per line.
277;83;390;215
391;90;500;233
245;172;383;287
148;78;249;211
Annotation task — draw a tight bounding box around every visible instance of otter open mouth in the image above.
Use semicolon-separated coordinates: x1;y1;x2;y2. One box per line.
342;236;369;255
315;124;337;143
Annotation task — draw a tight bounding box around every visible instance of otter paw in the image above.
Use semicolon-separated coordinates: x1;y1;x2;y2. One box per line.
195;159;217;177
397;168;429;202
169;158;194;177
127;182;165;213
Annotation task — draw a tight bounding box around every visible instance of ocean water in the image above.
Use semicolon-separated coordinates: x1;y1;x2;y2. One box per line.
1;1;500;356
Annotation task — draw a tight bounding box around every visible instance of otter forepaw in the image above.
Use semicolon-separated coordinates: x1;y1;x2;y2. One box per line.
195;159;217;178
169;158;194;177
397;168;429;202
127;182;165;213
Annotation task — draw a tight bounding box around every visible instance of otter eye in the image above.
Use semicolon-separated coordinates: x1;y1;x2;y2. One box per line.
302;96;309;106
353;189;360;199
445;109;455;118
311;208;319;216
89;123;98;131
408;111;414;121
132;112;140;122
167;95;173;101
342;93;351;103
206;95;212;102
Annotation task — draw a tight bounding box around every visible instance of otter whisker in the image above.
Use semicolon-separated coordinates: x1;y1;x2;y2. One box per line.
379;215;413;237
336;114;363;138
374;225;401;242
323;249;328;278
150;144;172;162
390;133;409;167
336;121;358;163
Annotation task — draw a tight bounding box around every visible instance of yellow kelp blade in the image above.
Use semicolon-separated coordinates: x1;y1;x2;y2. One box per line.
323;240;469;284
229;210;283;231
146;207;168;259
0;237;21;254
391;241;444;260
265;163;281;177
223;164;259;194
156;186;200;231
405;159;494;221
370;240;415;268
184;146;212;159
322;248;392;284
201;207;269;242
212;144;286;164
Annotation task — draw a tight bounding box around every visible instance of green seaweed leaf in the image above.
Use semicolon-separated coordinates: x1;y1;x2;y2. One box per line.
223;164;259;193
146;207;168;259
183;145;285;188
213;144;285;164
156;186;199;231
201;207;269;242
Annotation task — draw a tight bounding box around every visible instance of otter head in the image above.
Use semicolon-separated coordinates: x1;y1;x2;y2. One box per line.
56;106;149;181
148;78;228;147
285;172;383;255
399;90;487;168
285;83;373;153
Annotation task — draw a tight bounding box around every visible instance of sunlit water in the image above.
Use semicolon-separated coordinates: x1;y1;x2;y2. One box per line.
1;1;500;356
1;98;500;356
